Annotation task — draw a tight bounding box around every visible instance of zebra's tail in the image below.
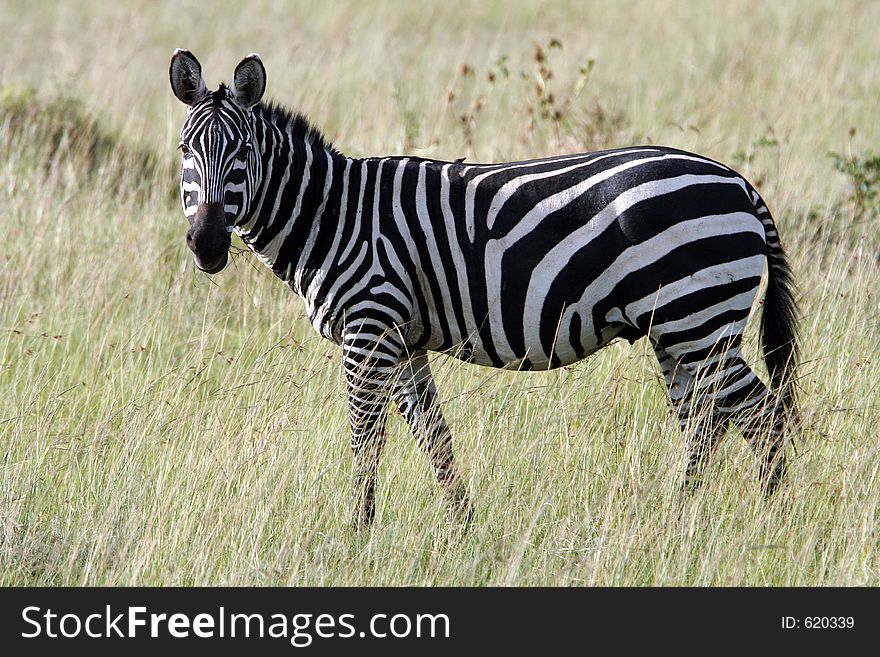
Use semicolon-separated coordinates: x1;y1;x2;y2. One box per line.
750;186;800;423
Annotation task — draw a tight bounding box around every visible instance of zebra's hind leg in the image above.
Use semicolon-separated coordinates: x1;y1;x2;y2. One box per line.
717;375;787;495
653;344;726;491
655;342;786;495
393;350;472;524
680;410;727;492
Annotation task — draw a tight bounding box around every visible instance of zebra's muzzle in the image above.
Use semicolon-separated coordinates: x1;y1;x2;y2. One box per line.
187;202;232;274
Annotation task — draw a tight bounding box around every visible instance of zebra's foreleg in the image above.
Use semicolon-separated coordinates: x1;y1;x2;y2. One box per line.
393;350;472;524
350;429;387;529
342;323;402;528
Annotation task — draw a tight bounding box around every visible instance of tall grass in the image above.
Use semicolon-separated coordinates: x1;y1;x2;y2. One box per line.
1;0;878;585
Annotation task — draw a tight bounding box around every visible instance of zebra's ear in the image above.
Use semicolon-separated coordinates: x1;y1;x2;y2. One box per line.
231;54;266;109
170;49;207;106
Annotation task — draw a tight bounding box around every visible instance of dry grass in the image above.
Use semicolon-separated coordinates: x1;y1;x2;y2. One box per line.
1;0;878;585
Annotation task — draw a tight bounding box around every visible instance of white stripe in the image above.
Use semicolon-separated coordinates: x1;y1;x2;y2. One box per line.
440;164;481;352
623;255;768;341
338;160;369;265
415;162;459;347
649;289;757;334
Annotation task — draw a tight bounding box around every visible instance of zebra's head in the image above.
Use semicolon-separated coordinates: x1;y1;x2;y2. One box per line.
169;49;266;274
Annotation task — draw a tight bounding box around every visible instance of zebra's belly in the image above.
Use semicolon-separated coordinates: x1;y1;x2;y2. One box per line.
429;316;625;371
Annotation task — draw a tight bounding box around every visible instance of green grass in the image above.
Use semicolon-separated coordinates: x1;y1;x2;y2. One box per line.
1;0;879;585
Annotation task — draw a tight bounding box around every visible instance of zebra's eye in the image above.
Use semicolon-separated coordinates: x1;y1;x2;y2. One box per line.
235;143;252;161
178;142;191;157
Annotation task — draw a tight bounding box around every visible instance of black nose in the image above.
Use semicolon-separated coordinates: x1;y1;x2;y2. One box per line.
188;203;231;273
186;219;229;255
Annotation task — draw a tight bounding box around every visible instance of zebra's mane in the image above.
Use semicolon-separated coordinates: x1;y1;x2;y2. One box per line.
250;91;339;156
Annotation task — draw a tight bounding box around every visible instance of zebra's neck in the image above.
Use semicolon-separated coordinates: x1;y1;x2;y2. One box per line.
235;106;351;305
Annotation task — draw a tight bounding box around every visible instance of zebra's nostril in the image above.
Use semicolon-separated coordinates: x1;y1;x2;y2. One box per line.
186;231;195;249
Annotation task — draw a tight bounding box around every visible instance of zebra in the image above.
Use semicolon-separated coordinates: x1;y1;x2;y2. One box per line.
169;50;798;528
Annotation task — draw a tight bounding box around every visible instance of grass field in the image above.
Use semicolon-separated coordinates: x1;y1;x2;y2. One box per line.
1;0;879;585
